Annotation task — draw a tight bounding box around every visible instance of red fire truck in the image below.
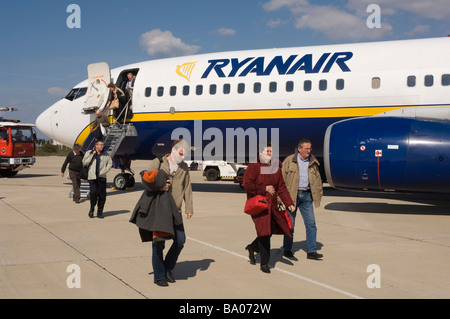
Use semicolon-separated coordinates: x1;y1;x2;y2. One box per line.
0;119;37;177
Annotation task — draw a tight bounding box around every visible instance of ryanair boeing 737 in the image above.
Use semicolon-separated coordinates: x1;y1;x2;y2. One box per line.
36;37;450;193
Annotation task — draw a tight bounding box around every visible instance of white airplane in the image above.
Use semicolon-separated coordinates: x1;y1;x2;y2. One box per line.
36;37;450;193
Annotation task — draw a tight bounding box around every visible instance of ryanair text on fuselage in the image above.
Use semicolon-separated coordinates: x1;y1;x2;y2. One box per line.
201;52;353;78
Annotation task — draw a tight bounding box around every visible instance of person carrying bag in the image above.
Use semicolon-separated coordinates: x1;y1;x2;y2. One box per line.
243;142;295;274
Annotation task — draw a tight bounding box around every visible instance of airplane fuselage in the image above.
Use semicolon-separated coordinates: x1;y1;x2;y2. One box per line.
36;37;450;170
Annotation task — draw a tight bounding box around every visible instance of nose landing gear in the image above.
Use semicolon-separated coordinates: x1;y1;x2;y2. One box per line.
113;172;135;190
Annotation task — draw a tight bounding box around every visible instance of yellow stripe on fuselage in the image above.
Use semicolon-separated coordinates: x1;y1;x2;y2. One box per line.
131;105;443;122
74;105;448;146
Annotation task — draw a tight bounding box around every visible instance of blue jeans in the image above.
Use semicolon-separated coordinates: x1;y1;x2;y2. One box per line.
152;223;186;281
283;192;317;253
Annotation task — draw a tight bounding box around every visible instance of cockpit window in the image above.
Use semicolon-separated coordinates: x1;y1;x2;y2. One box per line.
65;89;78;101
75;87;87;99
65;87;88;101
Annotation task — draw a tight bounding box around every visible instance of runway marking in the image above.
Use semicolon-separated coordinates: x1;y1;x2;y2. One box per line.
187;236;365;299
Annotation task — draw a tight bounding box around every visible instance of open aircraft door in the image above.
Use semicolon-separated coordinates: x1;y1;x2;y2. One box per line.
83;62;111;114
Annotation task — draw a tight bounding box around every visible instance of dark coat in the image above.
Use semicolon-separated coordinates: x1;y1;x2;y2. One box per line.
129;170;182;243
61;150;84;173
243;159;294;238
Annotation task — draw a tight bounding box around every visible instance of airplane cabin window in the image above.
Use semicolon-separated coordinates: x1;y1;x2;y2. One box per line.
254;82;261;93
304;80;312;91
223;84;231;94
209;84;217;95
170;86;177;96
183;85;190;96
424;75;434;87
75;87;87;99
442;74;450;86
319;80;327;91
196;85;203;95
286;81;294;92
336;79;344;90
407;76;416;87
157;86;164;97
237;83;245;94
269;82;277;93
145;87;152;97
372;77;381;89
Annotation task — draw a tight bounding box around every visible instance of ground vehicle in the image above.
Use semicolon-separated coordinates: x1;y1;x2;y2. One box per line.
0;120;37;177
202;160;247;182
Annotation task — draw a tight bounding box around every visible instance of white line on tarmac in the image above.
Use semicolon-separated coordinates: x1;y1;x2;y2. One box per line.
187;236;365;299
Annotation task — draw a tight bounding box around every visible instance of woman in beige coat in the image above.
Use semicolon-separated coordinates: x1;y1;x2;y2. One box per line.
146;139;193;286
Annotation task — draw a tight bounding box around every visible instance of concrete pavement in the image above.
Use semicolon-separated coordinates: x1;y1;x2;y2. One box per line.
1;156;450;299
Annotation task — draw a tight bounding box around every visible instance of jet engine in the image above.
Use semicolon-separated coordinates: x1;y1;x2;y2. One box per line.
324;116;450;193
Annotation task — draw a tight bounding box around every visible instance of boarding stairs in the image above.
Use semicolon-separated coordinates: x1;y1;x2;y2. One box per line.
69;100;137;198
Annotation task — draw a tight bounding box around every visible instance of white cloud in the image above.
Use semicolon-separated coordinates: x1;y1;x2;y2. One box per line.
348;0;450;20
139;29;201;58
47;87;69;98
405;25;431;37
267;18;286;28
263;0;393;40
217;28;236;36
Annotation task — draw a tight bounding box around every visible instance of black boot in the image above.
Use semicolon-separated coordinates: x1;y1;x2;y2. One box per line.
88;209;94;218
97;211;104;219
260;264;271;273
245;245;256;265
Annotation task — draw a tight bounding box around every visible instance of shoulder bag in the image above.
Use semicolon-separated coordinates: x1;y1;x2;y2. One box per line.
80;152;96;180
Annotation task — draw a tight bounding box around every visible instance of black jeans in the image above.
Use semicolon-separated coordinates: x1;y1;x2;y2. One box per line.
89;177;107;213
248;235;272;265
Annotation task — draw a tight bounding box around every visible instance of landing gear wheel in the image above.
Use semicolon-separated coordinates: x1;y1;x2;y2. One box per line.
113;173;135;190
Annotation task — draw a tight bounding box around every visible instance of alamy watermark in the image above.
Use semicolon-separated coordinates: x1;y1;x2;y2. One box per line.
366;264;381;288
172;120;279;173
66;264;81;288
367;4;381;29
66;4;81;29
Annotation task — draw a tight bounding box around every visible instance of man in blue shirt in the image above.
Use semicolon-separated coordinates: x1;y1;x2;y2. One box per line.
281;139;323;260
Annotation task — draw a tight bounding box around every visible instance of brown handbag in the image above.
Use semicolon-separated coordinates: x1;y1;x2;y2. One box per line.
110;98;119;109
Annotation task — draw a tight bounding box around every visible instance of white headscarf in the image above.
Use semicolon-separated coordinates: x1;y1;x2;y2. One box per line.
259;147;272;164
168;139;189;174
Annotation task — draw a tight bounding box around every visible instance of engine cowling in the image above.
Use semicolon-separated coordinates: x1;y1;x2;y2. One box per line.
324;116;450;193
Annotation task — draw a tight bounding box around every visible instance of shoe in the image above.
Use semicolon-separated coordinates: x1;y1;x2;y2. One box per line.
154;279;169;287
88;210;94;218
283;250;294;258
307;252;323;260
260;264;271;273
245;245;256;265
166;270;176;283
97;214;104;219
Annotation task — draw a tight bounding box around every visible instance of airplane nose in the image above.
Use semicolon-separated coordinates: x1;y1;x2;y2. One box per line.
35;109;53;139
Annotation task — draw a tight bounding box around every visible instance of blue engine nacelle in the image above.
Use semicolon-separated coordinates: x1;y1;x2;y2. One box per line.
324;116;450;193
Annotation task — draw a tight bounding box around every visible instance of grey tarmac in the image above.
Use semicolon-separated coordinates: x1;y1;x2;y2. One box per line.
1;156;450;299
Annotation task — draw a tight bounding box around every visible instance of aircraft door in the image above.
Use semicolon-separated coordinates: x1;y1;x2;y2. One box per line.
83;62;111;114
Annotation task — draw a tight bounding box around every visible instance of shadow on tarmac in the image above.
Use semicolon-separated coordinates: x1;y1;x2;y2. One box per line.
324;186;450;216
148;259;215;281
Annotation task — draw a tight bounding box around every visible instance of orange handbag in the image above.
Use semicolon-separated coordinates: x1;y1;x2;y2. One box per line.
244;195;268;216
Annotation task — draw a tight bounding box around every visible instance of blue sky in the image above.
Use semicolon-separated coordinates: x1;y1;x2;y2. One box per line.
1;0;449;138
